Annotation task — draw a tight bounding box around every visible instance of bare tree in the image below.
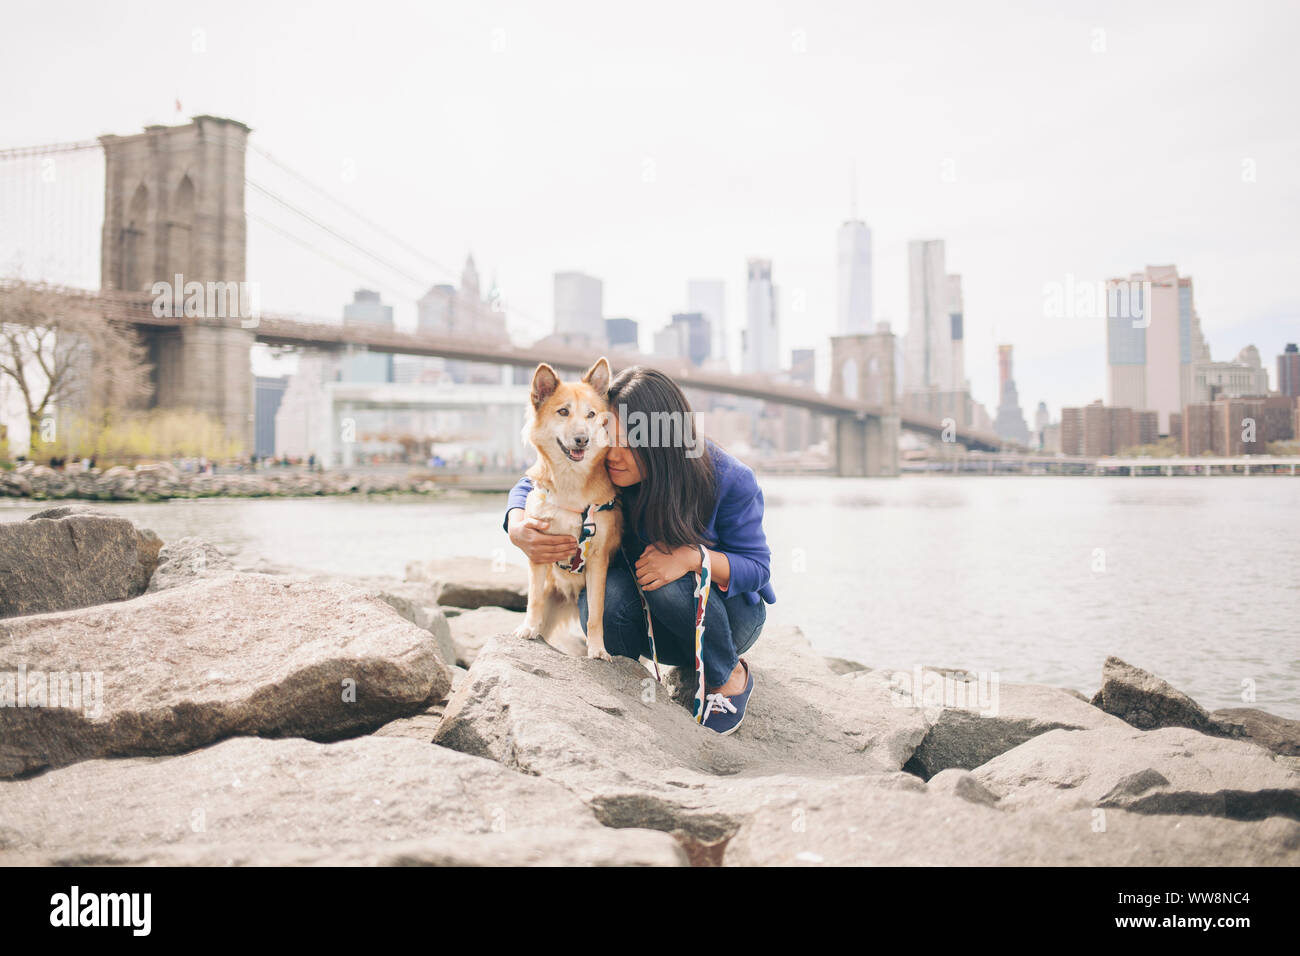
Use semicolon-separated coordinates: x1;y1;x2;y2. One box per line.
0;280;152;455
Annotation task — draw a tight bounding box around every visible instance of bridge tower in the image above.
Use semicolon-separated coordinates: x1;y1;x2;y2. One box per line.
99;115;254;451
830;324;899;476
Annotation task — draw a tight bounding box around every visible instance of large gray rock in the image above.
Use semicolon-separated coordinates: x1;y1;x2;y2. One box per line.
1211;708;1300;757
146;536;235;591
1090;656;1219;733
342;577;460;666
1;511;160;617
722;775;1300;866
24;505;163;593
0;736;686;866
906;677;1129;779
0;572;452;778
972;725;1300;821
433;625;930;842
405;556;527;610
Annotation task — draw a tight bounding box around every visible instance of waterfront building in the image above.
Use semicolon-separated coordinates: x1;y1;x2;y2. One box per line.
1106;264;1210;434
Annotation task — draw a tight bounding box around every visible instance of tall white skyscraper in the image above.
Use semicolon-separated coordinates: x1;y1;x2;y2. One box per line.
836;220;873;335
904;239;954;391
687;278;727;365
947;274;965;390
743;258;778;374
553;271;605;346
1105;264;1212;433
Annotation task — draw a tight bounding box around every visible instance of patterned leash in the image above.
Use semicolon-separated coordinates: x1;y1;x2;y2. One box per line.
630;543;712;724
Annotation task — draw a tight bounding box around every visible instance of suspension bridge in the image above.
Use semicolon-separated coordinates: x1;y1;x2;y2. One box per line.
0;115;1012;475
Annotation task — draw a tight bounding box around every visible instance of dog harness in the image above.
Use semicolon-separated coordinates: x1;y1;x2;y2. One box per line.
630;543;713;725
532;486;618;574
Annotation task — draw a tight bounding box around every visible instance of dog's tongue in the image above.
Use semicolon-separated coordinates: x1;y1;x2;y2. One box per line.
569;448;586;461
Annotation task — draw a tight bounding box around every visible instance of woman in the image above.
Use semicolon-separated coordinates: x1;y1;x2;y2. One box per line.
502;366;776;735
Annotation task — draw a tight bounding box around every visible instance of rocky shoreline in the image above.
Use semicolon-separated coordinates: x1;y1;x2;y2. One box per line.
0;461;452;501
1;508;1298;866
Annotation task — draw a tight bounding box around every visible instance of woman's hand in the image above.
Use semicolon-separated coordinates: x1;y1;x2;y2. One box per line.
634;543;702;591
507;509;577;565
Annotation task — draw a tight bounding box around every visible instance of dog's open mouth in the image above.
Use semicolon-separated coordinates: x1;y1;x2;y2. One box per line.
556;438;586;462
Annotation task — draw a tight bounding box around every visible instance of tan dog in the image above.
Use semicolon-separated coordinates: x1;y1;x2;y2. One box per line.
512;357;624;660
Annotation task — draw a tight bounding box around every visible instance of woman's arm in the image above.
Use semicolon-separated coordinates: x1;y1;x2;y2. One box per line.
501;475;533;533
708;464;771;595
698;547;731;591
633;464;770;594
502;474;577;564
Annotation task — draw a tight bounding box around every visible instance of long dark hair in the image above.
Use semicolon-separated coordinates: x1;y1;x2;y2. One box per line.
608;366;717;553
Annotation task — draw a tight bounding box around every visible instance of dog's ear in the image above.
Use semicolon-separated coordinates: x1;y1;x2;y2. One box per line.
531;363;560;408
582;356;611;395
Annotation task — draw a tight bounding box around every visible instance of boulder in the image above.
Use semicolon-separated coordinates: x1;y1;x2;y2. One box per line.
905;677;1129;779
405;556;527;610
433;625;930;841
722;775;1300;866
146;536;235;591
1;510;159;617
0;736;686;866
0;573;452;778
1210;708;1300;757
971;725;1300;821
1089;656;1219;733
24;506;165;594
345;578;460;666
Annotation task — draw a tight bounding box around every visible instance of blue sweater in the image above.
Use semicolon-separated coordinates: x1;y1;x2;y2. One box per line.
502;439;776;606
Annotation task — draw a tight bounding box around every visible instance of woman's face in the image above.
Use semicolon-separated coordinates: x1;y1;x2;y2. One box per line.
604;412;643;487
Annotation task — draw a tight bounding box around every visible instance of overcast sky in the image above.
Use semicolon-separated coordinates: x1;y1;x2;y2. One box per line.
3;0;1298;415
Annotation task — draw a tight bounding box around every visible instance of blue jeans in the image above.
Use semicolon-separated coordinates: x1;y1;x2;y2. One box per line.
577;546;766;688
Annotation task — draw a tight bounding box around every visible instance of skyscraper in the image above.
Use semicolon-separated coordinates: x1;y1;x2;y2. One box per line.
605;317;639;351
670;311;711;366
1033;401;1050;448
904;240;954;391
1279;343;1300;397
341;289;394;383
687;279;726;365
993;345;1030;445
947;274;965;390
554;271;605;346
743;258;778;373
416;255;508;383
1105;264;1210;433
836;220;872;335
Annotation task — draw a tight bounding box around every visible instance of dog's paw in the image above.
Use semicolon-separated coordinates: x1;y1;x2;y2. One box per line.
512;623;542;641
586;644;613;662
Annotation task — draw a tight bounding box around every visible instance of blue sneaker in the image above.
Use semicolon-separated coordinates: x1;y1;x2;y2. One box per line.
700;658;753;736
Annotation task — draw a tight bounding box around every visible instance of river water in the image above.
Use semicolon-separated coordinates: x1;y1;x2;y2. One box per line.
3;476;1297;718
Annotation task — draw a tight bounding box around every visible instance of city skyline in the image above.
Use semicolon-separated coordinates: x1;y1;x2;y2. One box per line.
1;0;1297;420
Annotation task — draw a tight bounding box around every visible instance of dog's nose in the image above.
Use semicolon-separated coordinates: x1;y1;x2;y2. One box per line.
572;433;589;448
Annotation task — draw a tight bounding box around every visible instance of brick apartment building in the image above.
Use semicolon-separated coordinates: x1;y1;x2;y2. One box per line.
1180;395;1298;455
1060;401;1159;456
